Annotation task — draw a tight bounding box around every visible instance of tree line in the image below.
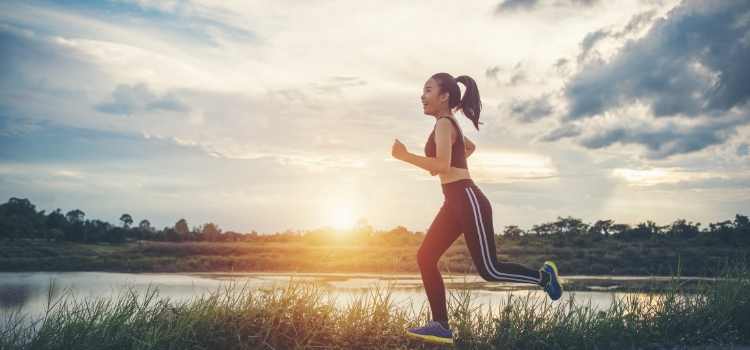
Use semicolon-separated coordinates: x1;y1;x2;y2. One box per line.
0;197;748;247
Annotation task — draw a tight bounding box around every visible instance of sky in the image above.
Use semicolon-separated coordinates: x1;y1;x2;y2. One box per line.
1;0;749;234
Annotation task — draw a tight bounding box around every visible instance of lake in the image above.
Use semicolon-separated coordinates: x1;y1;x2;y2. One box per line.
0;271;691;325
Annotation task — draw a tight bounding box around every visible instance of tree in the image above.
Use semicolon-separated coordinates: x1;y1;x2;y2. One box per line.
553;216;588;238
591;220;613;236
503;225;524;238
630;221;660;240
139;219;151;231
63;221;88;242
530;222;555;236
119;214;133;229
46;209;67;230
709;220;734;243
172;219;189;242
201;223;221;242
66;209;85;223
0;198;46;238
666;219;700;239
106;227;126;244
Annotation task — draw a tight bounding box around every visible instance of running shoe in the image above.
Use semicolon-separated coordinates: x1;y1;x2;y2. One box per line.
541;261;563;301
406;321;453;345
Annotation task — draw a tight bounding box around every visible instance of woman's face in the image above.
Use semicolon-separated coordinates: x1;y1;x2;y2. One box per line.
421;78;448;116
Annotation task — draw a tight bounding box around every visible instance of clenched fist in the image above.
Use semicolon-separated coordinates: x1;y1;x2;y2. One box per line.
391;139;408;161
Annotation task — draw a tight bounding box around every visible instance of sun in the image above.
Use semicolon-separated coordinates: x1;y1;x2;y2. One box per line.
329;204;356;229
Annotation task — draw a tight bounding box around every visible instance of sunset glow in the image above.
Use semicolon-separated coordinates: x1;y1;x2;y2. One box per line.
0;0;747;233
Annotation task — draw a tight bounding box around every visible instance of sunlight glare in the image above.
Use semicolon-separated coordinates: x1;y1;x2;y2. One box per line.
329;204;356;229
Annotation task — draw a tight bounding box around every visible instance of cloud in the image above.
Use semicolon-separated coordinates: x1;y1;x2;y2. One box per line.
96;83;190;116
540;124;581;142
509;95;554;123
0;116;199;163
578;29;608;62
737;142;749;157
495;0;539;13
611;167;726;186
495;0;598;13
565;1;750;120
485;62;530;86
469;151;557;184
541;0;750;158
569;0;598;5
579;119;740;159
619;10;657;36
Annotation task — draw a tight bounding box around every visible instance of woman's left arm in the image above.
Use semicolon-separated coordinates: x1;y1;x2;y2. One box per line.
465;136;476;158
392;120;453;173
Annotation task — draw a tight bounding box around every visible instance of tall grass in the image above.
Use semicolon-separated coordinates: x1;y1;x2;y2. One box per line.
1;260;748;349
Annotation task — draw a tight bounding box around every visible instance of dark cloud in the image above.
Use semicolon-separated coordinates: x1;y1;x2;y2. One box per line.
547;0;750;158
485;62;528;86
510;95;554;123
565;1;750;120
578;29;609;62
579;120;739;159
540;124;581;142
495;0;539;13
97;83;190;116
737;143;749;157
485;66;501;81
620;10;657;36
554;58;569;69
495;0;598;13
569;0;598;6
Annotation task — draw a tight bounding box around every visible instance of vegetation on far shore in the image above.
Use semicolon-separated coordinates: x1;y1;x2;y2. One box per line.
2;259;748;350
1;197;749;275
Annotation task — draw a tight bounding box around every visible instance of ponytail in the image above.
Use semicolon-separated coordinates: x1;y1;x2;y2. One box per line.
430;73;483;130
455;75;482;131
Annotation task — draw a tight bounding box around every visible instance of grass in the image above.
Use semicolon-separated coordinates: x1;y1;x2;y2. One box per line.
1;259;748;350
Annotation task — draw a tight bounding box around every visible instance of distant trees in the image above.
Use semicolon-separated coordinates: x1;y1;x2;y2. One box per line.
503;225;523;238
0;197;748;248
201;223;221;242
591;220;613;236
66;209;85;223
139;219;151;231
120;214;133;229
529;216;588;237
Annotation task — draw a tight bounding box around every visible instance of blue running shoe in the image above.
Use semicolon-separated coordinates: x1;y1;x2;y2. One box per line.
541;261;563;301
406;321;453;345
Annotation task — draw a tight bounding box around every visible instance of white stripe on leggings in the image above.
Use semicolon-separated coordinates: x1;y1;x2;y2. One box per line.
466;187;539;284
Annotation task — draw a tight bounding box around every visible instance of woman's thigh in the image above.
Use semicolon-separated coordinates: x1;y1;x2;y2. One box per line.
418;201;463;265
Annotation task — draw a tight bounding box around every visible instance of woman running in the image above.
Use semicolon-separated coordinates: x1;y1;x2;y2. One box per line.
391;73;563;345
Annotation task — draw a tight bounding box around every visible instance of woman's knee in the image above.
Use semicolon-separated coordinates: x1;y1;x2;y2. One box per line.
416;247;437;270
476;268;494;282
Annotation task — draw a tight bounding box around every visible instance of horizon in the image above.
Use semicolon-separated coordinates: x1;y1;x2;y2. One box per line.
1;0;749;234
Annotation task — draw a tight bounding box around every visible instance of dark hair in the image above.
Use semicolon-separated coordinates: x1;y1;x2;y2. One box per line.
430;73;483;130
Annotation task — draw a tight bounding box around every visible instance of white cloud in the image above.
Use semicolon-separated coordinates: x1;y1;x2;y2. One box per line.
470;151;557;183
611;168;726;186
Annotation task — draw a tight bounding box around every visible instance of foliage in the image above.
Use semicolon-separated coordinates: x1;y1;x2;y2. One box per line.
1;260;748;349
1;198;749;275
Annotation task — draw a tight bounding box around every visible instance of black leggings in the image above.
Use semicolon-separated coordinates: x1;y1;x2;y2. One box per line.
417;179;541;323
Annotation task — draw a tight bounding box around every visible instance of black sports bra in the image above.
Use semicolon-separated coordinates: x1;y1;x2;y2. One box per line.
424;117;468;169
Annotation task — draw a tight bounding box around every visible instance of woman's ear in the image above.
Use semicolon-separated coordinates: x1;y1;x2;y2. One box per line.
439;91;450;103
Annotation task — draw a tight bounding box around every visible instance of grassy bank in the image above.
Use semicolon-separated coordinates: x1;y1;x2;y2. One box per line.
2;239;748;276
2;260;748;349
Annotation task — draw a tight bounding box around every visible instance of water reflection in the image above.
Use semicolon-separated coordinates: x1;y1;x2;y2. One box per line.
0;284;33;308
0;271;667;325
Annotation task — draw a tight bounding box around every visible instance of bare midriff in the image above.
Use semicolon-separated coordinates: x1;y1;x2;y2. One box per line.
439;166;471;184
